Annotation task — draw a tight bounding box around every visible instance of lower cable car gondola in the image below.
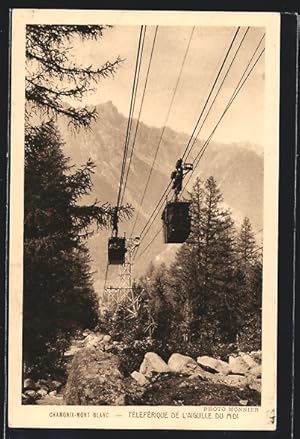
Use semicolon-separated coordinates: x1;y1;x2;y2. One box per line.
162;201;191;243
108;236;127;265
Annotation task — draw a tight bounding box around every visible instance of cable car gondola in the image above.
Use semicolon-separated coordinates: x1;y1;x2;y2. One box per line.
162;200;191;243
107;207;127;265
108;236;127;265
161;158;193;244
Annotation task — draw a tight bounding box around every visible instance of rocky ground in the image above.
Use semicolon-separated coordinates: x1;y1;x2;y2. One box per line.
23;331;261;407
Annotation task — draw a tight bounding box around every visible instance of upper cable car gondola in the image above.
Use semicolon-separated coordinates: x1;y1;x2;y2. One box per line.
162;158;193;244
108;207;127;265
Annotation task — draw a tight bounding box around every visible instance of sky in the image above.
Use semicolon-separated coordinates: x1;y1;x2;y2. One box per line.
69;25;265;153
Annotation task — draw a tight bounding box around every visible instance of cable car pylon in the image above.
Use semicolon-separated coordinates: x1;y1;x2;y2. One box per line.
103;236;140;316
162;158;193;243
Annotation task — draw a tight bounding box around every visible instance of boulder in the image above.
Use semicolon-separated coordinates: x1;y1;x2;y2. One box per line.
85;333;101;348
64;346;81;357
240;353;259;369
239;399;248;406
131;371;150;386
196;356;219;373
197;356;231;375
37;388;48;398
24;390;37;398
168;353;199;375
249;365;262;378
103;335;112;343
139;352;170;377
220;374;248;389
250;350;262;364
64;347;127;405
23;378;36;391
248;378;261;393
229;355;250;375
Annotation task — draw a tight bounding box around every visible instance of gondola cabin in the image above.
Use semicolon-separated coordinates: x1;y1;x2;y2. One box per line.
108;237;126;264
162;201;191;243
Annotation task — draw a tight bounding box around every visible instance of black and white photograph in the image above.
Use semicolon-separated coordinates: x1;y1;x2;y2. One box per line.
8;9;280;430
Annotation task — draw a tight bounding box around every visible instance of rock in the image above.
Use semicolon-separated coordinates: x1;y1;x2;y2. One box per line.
25;390;37;398
197;356;231;375
131;371;149;386
37;388;48;398
229;355;250;375
51;380;63;390
64;347;127;405
196;356;219;373
49;390;57;397
103;335;112;343
239;399;248;406
64;346;81;357
23;378;36;391
37;379;48;387
139;352;170;377
85;333;101;348
248;378;261;393
240;353;259;369
168;353;200;375
220;374;248;389
250;350;262;364
249;365;262;378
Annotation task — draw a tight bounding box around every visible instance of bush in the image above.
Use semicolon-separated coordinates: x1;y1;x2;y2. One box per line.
237;312;262;352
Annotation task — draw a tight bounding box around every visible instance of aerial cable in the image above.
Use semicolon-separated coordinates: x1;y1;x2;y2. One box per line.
132;27;241;244
180;27;240;161
190;39;265;178
129;26;195;238
133;226;162;263
135;225;263;266
119;26;147;206
115;25;145;219
183;26;251;162
183;44;265;192
120;25;159;207
135;36;265;257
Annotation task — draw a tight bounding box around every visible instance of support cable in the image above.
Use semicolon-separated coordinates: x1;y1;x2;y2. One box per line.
133;27;242;244
180;27;240;161
120;26;158;207
183;27;252;162
130;26;195;237
115;26;145;213
134;40;265;260
183;46;265;192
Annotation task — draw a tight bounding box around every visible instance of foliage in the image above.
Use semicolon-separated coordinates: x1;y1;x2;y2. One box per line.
25;25;122;129
102;176;262;360
23;25;131;377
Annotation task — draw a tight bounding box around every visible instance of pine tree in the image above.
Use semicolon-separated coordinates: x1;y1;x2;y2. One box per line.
170;177;241;344
26;25;122;128
24;121;132;375
23;26;132;375
235;218;262;350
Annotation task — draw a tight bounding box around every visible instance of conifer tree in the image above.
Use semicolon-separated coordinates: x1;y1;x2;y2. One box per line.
26;25;122;128
171;176;241;344
23;26;132;375
24;121;132;375
234;218;262;349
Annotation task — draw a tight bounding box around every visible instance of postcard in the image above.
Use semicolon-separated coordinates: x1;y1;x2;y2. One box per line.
8;9;280;430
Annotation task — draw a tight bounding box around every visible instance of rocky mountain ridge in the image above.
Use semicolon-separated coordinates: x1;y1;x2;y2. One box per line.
57;101;263;289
